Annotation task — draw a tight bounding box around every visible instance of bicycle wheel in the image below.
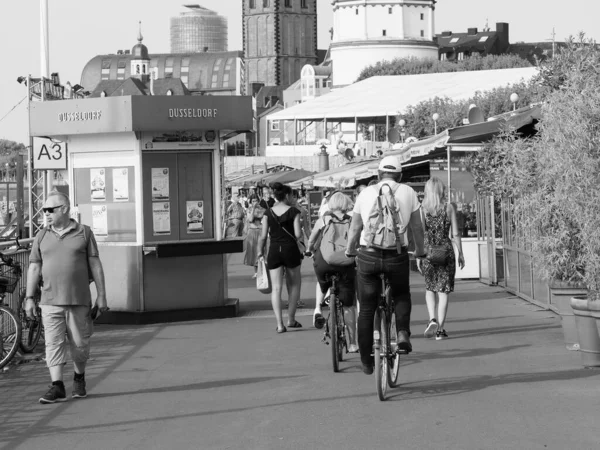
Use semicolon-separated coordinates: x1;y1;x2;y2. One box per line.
330;293;340;373
17;289;42;354
336;301;345;363
0;305;21;370
388;311;400;387
374;308;388;401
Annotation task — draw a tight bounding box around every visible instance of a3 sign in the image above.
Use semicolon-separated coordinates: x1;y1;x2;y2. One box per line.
33;138;67;170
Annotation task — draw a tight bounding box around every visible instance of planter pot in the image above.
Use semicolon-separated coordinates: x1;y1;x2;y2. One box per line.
550;283;588;351
570;296;600;368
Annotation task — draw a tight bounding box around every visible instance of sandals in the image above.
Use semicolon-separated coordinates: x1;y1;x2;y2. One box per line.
276;326;287;334
287;320;302;328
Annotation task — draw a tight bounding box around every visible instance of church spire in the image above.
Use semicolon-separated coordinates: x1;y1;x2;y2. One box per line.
138;21;143;43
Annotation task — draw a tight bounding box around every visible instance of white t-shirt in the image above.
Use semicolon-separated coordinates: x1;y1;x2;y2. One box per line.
352;180;420;246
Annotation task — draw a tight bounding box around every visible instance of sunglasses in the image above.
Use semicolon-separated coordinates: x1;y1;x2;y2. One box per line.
42;205;65;213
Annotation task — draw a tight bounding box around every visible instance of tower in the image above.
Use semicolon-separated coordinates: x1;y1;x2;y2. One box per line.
130;22;150;82
243;0;318;89
170;5;228;53
330;0;439;87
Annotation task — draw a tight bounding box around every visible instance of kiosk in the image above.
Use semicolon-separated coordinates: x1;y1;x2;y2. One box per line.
29;95;253;323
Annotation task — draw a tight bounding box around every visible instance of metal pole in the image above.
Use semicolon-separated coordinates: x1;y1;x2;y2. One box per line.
40;0;50;78
16;155;24;238
447;144;451;205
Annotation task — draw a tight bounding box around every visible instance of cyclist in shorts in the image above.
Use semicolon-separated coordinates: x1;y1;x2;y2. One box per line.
345;156;426;374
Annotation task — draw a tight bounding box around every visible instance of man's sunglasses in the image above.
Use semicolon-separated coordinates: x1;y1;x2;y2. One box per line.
42;205;65;213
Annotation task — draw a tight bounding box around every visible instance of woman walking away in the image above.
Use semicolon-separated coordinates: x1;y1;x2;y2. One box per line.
417;177;465;340
244;195;264;278
257;182;303;333
307;192;358;352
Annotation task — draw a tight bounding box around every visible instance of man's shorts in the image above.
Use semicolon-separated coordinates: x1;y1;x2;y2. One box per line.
41;305;93;368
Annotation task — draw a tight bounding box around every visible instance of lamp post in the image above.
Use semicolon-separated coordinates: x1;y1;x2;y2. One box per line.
398;119;406;143
510;93;519;111
368;125;375;156
432;113;440;135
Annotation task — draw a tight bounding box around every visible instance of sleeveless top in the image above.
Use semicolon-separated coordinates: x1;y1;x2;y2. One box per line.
267;207;300;245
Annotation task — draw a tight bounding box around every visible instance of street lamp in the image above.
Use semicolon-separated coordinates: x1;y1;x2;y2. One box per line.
510;93;519;111
398;119;406;143
432;113;440;135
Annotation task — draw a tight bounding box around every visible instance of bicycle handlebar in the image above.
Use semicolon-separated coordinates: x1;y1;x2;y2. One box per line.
0;236;30;265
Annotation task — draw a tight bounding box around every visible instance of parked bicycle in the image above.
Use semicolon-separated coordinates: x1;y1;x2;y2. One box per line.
0;244;25;370
373;273;402;401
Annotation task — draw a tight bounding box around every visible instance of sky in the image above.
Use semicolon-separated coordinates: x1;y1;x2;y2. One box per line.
1;0;599;145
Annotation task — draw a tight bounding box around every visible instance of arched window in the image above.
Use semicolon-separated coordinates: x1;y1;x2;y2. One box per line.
166;89;173;96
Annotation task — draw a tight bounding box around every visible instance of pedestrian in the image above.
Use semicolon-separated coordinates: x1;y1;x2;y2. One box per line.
307;192;358;352
345;156;426;374
257;182;303;333
417;177;465;340
24;191;107;403
225;193;245;238
259;186;275;210
290;189;311;308
243;194;264;278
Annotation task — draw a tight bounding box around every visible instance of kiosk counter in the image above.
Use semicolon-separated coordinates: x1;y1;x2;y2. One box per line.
30;95;253;323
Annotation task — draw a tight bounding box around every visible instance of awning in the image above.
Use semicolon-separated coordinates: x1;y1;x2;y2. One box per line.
267;67;538;122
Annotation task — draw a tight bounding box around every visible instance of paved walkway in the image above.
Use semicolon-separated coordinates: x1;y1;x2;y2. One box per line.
1;255;599;450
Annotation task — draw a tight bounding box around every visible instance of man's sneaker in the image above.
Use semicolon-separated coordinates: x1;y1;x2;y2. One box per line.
424;319;438;338
361;362;374;375
39;383;67;404
436;329;449;340
396;330;412;353
72;378;87;399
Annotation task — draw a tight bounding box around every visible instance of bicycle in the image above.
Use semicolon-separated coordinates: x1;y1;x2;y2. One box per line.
373;273;402;401
322;273;350;373
0;246;24;370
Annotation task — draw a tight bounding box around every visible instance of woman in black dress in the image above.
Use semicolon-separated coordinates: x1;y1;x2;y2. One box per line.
257;183;303;333
417;177;465;340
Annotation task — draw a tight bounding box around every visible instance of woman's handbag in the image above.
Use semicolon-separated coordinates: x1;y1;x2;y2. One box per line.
256;257;272;294
421;208;448;266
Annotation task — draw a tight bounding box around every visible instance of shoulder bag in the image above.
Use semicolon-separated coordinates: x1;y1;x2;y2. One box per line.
268;207;306;256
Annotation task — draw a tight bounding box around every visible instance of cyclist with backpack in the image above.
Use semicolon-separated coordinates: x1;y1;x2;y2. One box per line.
345;156;426;375
307;191;358;352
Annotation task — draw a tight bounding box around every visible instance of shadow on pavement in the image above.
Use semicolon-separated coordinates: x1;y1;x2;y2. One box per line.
408;344;531;363
449;322;560;339
386;367;600;401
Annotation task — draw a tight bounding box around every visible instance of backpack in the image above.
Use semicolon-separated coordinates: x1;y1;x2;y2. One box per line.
38;224;95;284
363;183;407;252
319;212;354;266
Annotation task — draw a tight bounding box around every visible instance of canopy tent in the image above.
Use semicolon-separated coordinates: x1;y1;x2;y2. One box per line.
228;168;315;188
290;103;542;189
267;67;538;123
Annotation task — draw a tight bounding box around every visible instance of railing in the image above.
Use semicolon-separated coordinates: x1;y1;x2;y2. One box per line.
0;238;34;311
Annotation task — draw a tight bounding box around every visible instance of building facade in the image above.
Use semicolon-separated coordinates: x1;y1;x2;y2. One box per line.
170;5;228;53
437;23;510;61
330;0;439;87
243;0;318;89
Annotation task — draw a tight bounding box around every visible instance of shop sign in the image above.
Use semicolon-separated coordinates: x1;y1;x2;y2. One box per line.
33;138;67;170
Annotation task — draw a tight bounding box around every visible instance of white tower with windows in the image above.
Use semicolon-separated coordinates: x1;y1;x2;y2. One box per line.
330;0;438;87
130;22;150;82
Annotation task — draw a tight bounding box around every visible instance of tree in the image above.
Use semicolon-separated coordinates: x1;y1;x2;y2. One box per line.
356;54;532;83
0;139;26;166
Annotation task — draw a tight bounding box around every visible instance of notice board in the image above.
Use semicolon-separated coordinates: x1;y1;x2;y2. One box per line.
73;166;137;242
142;152;214;244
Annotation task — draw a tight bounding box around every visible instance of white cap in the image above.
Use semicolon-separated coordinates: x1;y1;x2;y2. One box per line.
378;155;402;173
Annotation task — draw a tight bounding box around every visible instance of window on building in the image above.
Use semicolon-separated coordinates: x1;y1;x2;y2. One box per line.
420;30;425;37
117;60;126;80
101;60;111;80
165;57;174;78
355;8;358;15
301;0;307;8
440;53;447;61
285;0;291;7
420;13;424;20
263;0;269;7
271;121;280;131
383;30;387;37
249;0;255;8
479;36;489;43
211;73;219;88
450;37;460;44
389;7;392;14
458;52;464;60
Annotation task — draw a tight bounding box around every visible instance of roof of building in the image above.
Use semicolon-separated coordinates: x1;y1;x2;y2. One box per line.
267;67;538;121
437;31;499;53
81;51;243;93
89;77;191;97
